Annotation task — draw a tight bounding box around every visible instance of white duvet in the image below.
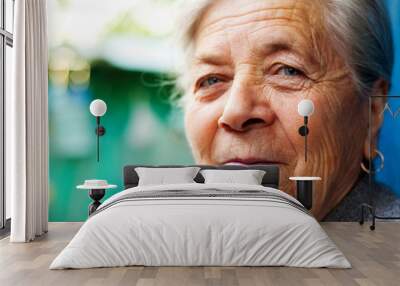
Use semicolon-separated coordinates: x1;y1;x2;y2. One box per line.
50;183;351;269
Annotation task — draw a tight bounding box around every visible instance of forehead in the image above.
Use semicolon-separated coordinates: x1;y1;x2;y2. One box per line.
193;0;324;59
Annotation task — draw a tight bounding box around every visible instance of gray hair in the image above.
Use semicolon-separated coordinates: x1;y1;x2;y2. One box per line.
175;0;394;98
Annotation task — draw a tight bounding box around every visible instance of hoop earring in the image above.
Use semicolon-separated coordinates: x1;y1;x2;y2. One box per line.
361;149;384;174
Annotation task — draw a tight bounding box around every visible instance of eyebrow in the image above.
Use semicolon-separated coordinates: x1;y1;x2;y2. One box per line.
265;42;293;55
193;30;320;73
193;53;232;67
193;39;317;68
254;38;313;64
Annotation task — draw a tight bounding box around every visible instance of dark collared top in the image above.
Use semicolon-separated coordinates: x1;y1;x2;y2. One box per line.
324;174;400;221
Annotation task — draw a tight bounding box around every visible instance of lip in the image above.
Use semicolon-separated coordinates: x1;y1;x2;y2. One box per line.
222;158;285;165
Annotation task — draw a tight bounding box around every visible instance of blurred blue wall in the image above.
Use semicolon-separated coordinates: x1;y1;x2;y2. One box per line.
376;0;400;195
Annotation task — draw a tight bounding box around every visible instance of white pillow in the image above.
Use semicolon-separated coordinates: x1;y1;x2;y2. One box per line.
200;169;266;185
135;167;200;186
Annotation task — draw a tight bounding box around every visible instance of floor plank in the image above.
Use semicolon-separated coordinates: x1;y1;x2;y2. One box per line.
0;222;399;286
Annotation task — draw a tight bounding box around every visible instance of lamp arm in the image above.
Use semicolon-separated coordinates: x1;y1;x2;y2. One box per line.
97;130;100;162
96;116;100;162
95;117;106;162
304;116;308;162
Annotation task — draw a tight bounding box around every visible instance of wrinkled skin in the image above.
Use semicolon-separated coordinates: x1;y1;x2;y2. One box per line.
183;0;386;220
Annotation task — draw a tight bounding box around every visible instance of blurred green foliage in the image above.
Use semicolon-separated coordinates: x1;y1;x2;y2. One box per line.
49;62;193;221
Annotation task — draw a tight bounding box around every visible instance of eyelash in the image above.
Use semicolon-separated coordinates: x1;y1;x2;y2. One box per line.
194;65;306;92
276;65;305;77
195;75;226;91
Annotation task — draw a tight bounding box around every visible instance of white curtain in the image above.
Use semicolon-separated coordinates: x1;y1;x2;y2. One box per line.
6;0;49;242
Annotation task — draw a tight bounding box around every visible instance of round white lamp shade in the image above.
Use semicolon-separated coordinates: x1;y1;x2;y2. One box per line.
298;99;314;117
90;99;107;117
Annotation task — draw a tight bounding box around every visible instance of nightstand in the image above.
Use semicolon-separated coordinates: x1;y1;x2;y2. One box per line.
289;177;321;210
77;180;117;215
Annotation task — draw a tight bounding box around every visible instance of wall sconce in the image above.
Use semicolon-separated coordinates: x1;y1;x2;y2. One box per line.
298;99;314;162
89;99;107;162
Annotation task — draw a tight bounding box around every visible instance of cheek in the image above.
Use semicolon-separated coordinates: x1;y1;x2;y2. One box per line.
184;98;224;162
310;83;367;150
271;83;363;157
271;95;306;155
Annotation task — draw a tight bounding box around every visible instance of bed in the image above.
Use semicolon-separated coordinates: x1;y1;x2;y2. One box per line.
50;165;350;269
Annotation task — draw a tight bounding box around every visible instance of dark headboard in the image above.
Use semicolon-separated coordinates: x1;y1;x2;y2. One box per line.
123;165;280;189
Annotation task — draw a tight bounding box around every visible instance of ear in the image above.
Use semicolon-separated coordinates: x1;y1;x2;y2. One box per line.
362;79;389;159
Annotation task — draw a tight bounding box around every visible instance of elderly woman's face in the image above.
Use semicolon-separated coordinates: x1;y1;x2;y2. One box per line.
184;0;369;219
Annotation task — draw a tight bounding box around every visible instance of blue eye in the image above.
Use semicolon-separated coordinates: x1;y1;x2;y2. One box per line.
279;66;303;77
199;76;223;88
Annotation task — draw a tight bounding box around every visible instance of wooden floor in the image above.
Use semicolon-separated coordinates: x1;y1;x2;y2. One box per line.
0;222;399;286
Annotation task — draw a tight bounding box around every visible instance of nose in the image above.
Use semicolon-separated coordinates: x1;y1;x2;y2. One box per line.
218;77;275;132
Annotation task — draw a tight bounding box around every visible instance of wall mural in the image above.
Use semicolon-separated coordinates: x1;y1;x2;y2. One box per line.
48;0;400;222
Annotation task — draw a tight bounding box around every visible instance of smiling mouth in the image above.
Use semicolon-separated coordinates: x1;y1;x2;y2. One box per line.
222;158;286;165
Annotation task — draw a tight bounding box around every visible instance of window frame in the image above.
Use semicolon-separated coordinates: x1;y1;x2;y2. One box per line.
0;0;14;232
